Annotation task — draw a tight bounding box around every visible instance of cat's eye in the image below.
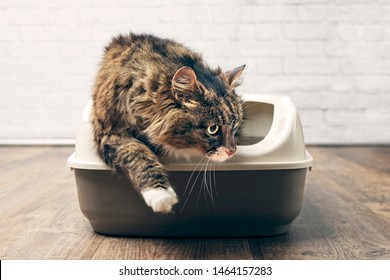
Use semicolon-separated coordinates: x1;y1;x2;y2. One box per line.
207;125;219;135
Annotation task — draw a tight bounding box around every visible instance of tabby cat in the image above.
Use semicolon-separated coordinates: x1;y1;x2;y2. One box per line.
92;33;245;213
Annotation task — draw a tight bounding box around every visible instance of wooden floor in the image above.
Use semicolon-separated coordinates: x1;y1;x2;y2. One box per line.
0;146;389;260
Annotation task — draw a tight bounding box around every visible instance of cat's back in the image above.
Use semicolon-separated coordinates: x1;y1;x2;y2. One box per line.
93;33;204;101
103;33;199;69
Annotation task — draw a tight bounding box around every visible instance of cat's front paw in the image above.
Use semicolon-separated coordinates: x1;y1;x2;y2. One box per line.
141;186;178;213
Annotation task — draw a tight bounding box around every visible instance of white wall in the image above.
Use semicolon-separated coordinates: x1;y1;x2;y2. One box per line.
1;0;389;144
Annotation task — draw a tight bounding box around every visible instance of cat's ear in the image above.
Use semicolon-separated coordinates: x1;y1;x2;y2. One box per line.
171;66;199;96
222;64;246;89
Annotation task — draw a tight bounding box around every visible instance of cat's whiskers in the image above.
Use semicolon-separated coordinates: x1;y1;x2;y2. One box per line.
208;160;213;200
197;158;217;212
203;158;213;199
177;155;224;213
202;169;209;208
212;161;218;196
180;156;207;213
207;159;217;213
232;153;247;166
183;156;207;196
197;159;208;207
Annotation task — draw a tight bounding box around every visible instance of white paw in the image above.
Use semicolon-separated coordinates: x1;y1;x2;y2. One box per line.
141;187;179;213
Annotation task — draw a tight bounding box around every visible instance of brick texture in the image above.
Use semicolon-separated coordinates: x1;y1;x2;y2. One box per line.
0;0;389;144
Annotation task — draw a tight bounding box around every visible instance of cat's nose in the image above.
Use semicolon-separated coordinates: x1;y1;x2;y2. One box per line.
223;148;236;157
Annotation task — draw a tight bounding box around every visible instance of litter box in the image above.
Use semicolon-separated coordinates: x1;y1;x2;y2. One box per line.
67;95;313;237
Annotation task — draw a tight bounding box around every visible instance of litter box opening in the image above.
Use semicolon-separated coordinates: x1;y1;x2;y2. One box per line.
238;102;274;146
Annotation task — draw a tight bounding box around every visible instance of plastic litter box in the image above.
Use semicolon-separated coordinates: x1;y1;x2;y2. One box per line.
67;95;313;237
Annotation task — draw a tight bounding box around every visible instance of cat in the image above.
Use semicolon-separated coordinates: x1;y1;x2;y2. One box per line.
92;33;245;213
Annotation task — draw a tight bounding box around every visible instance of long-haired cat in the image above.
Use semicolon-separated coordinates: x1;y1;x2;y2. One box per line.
92;33;245;213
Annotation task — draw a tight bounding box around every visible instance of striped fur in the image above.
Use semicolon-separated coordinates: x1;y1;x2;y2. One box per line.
92;33;245;212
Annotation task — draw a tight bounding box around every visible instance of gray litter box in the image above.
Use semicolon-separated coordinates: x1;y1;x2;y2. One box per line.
67;95;313;237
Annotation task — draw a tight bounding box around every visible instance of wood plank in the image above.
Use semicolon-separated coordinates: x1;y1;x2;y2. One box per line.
0;146;389;259
0;146;95;259
309;147;390;240
89;238;253;260
249;147;390;260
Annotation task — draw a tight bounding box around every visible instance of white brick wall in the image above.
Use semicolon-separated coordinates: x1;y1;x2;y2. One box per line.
1;0;390;144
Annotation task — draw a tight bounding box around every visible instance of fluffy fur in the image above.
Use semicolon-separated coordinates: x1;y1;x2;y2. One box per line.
92;33;245;213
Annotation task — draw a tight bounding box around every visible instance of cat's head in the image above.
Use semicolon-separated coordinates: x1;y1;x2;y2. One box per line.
161;64;245;163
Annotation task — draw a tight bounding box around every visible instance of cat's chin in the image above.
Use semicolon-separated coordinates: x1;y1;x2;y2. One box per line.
206;154;230;163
